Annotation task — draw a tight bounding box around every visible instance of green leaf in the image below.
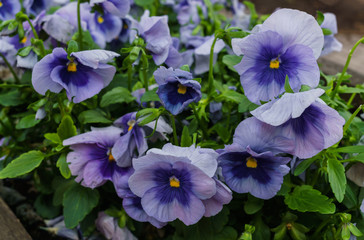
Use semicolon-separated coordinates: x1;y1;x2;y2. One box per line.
338;85;364;94
327;157;346;202
218;90;245;103
238;95;259;113
57;153;71;179
34;195;61;219
52;178;74;206
244;195;264;215
16;114;41;129
78;109;111;124
334;145;364;153
180;65;190;72
57;115;77;141
284;185;335;214
0;90;24;106
63;184;99;228
222;55;242;72
44;133;62;144
348;223;363;237
17;46;33;57
316;11;325;25
0;151;45;179
322;28;332;35
140;88;160;103
138;110;161;126
215;227;238;240
181;126;192;147
294;158;316;176
342;224;351;240
100;87;135;107
67;40;78;55
252;217;271;240
134;0;154;7
284;75;294;93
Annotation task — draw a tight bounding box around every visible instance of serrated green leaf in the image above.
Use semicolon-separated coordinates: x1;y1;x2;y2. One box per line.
0;151;45;178
222;55;242;72
0;90;24;106
327;157;346;202
284;185;335;214
78;109;111;124
63;184;99;228
57;115;77;141
16;114;41;129
181;126;192;147
44;133;62;144
100;87;135;107
140;88;160;103
57;153;71;179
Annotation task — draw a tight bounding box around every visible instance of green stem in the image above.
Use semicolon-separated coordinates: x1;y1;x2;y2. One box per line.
127;66;133;92
207;34;219;94
192;104;208;139
0;53;20;83
26;17;46;57
343;105;362;133
170;114;178;146
57;96;65;117
77;0;83;50
141;53;149;91
346;93;356;107
330;36;364;99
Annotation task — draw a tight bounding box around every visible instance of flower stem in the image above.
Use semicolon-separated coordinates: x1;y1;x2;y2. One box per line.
170;114;178;145
127;65;133;92
330;36;364;99
192;104;208;140
343;105;363;133
26;18;46;57
207;34;219;94
0;53;20;83
77;0;83;50
346;93;356;107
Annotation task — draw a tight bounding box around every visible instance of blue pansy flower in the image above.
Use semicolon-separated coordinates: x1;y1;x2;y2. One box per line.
251;88;345;159
128;144;219;225
154;66;201;115
89;11;122;48
320;13;343;56
232;8;324;104
90;0;130;18
31;48;119;103
218;117;293;199
0;0;21;21
95;212;137;240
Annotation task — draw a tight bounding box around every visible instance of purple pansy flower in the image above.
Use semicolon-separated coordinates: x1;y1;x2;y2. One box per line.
128;144;219;225
63;126;134;194
32;48;119;103
218;117;293;199
230;0;250;31
175;0;206;25
202;178;232;217
112;112;172;167
320;13;343;56
251;88;345;159
129;10;172;65
0;0;21;21
90;0;130;18
154;66;202;115
95;212;137;240
89;11;122;48
232;9;323;104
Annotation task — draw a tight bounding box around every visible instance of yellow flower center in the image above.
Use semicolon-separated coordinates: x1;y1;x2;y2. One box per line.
286;223;293;230
169;176;180;188
97;16;104;24
20;37;27;44
246;157;257;168
177;84;187;94
127;119;136;131
123;23;128;29
270;59;280;69
67;61;77;72
108;153;115;162
0;2;3;7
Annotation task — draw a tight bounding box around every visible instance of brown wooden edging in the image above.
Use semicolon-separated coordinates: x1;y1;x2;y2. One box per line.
0;197;32;240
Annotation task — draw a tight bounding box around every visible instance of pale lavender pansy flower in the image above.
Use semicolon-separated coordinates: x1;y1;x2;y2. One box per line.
112;112;172;167
63;126;133;193
154;66;201;115
128;144;219;225
230;0;250;31
90;0;130;18
0;38;18;66
232;9;323;104
95;212;137;240
89;11;122;48
251;88;345;159
202;178;232;217
129;10;172;65
32;48;119;103
23;0;67;15
0;0;21;21
175;0;206;25
320;13;343;56
218;117;293;199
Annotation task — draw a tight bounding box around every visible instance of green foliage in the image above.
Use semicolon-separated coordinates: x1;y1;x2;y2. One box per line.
0;151;45;178
63;183;100;228
56;153;71;179
100;87;135;107
181;126;192;147
16;114;41;129
78;109;112;124
57;115;77;141
222;55;242;72
284;185;336;214
327;157;346;202
0;90;24;106
244;195;264;215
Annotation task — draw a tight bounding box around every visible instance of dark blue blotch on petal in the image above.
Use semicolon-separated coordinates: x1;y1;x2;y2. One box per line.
58;64;91;87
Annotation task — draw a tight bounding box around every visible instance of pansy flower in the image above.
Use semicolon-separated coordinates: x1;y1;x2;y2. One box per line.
128;144;219;225
112;112;172;167
154;66;201;115
32;48;119;103
0;0;21;21
251;88;345;159
90;0;130;18
320;13;343;56
95;212;137;240
89;11;122;48
218;117;293;199
232;9;324;104
63;126;134;196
